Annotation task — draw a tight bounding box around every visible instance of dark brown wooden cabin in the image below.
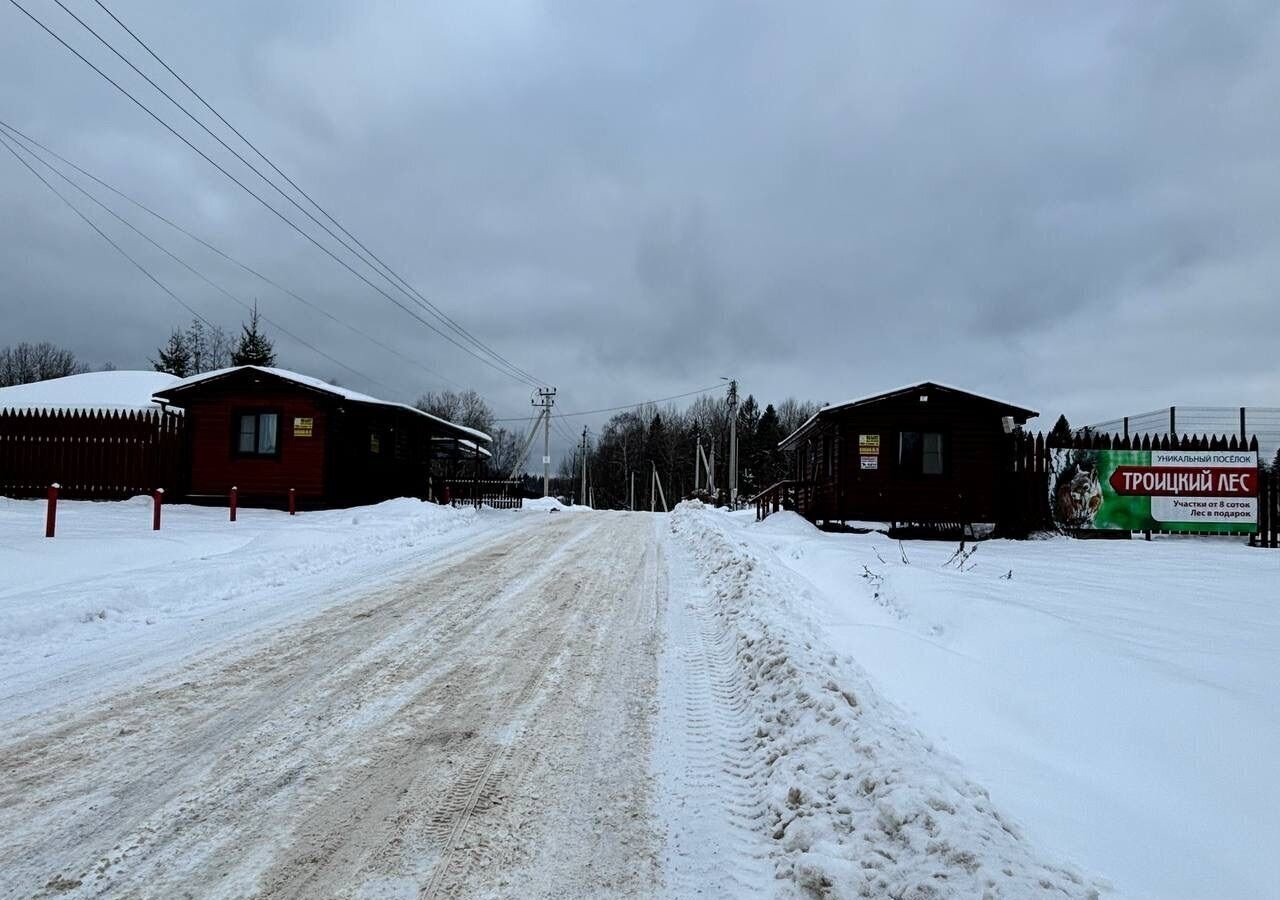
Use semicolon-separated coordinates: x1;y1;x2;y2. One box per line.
775;382;1037;528
153;366;490;508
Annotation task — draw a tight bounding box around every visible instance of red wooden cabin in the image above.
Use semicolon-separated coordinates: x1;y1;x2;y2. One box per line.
153;366;489;508
774;382;1038;528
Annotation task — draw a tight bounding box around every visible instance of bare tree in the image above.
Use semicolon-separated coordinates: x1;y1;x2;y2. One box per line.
415;389;495;434
487;427;526;476
0;341;89;387
776;397;822;437
187;318;232;373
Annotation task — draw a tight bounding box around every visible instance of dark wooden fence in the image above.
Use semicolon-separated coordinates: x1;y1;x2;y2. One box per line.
446;478;524;509
1000;430;1276;546
1255;468;1279;549
0;407;185;499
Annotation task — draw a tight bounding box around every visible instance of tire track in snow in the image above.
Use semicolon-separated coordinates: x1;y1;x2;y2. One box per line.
656;528;774;898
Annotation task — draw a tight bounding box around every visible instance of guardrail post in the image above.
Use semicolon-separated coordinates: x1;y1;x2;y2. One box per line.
153;488;164;531
289;488;296;516
230;486;238;522
45;483;59;538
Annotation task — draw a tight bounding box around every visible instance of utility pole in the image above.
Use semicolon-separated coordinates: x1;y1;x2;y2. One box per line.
533;388;557;497
727;378;739;507
581;426;588;507
651;461;668;512
630;470;635;511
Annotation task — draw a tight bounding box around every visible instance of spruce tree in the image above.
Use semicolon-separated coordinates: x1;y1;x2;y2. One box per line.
231;304;277;367
1048;414;1073;446
753;403;786;487
152;329;192;377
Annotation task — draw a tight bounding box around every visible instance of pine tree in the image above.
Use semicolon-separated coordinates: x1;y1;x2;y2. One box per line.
1048;414;1073;446
231;304;276;367
152;329;192;377
753;403;786;487
736;394;761;495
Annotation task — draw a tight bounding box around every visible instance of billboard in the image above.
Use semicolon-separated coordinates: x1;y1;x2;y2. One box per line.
1050;448;1258;534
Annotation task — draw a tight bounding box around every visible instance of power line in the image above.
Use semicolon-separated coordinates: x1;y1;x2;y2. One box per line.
2;127;395;392
54;0;539;387
5;0;541;387
494;384;726;421
88;0;545;389
0;127;395;392
0;117;461;391
0;128;214;328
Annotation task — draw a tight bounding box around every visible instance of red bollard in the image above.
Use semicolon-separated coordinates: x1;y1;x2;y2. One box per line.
153;488;164;531
288;488;296;516
230;486;238;522
45;483;59;538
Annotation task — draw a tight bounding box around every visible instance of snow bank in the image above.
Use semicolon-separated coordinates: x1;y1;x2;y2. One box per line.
670;502;1102;899
0;496;521;722
0;370;179;412
523;496;592;512
733;518;1280;900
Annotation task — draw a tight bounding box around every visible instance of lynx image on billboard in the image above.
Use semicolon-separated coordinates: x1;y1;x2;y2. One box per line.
1049;448;1258;534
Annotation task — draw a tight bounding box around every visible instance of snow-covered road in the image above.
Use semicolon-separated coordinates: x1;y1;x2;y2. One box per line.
2;512;666;899
4;503;1133;899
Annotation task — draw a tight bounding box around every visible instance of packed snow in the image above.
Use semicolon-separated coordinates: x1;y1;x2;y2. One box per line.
0;495;531;723
0;370;179;412
667;502;1103;898
724;508;1279;899
523;496;593;512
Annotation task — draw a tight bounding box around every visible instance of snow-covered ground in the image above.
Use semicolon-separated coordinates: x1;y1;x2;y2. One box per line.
717;508;1279;899
0;495;530;723
666;504;1103;898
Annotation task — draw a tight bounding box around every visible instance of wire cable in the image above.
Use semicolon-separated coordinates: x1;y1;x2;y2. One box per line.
59;0;540;387
88;0;544;387
6;0;540;387
0;128;216;328
494;383;726;421
0;117;461;390
2;128;397;392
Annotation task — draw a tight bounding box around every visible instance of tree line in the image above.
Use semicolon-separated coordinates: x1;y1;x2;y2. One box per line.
151;307;276;377
553;391;820;508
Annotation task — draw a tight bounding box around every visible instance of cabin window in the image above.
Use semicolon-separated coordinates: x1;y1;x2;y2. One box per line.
235;411;279;456
823;436;834;478
899;431;944;475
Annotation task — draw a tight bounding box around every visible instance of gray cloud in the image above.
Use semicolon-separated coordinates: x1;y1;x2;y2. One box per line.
2;0;1278;442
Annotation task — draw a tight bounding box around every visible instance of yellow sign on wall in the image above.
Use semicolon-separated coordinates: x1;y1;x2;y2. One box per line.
293;417;314;438
858;434;880;455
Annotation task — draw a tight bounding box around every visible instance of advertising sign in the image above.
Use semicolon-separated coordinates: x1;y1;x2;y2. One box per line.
293;417;314;438
1050;448;1258;534
860;456;878;470
858;434;880;455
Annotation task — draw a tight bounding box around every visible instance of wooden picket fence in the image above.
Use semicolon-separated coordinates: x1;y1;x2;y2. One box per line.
0;407;185;499
1000;430;1277;546
446;478;524;509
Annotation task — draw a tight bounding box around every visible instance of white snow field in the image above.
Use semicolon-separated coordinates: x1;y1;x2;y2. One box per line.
724;508;1280;900
0;495;529;722
664;504;1103;899
3;497;1264;898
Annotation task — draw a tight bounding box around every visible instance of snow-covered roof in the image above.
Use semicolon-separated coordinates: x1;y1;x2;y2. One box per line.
153;366;491;443
431;436;492;458
779;381;1038;449
0;370;181;414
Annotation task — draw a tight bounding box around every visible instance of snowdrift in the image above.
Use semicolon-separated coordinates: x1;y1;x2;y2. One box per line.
670;502;1102;899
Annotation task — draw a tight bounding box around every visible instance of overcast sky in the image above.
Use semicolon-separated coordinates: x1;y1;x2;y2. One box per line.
2;0;1278;445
